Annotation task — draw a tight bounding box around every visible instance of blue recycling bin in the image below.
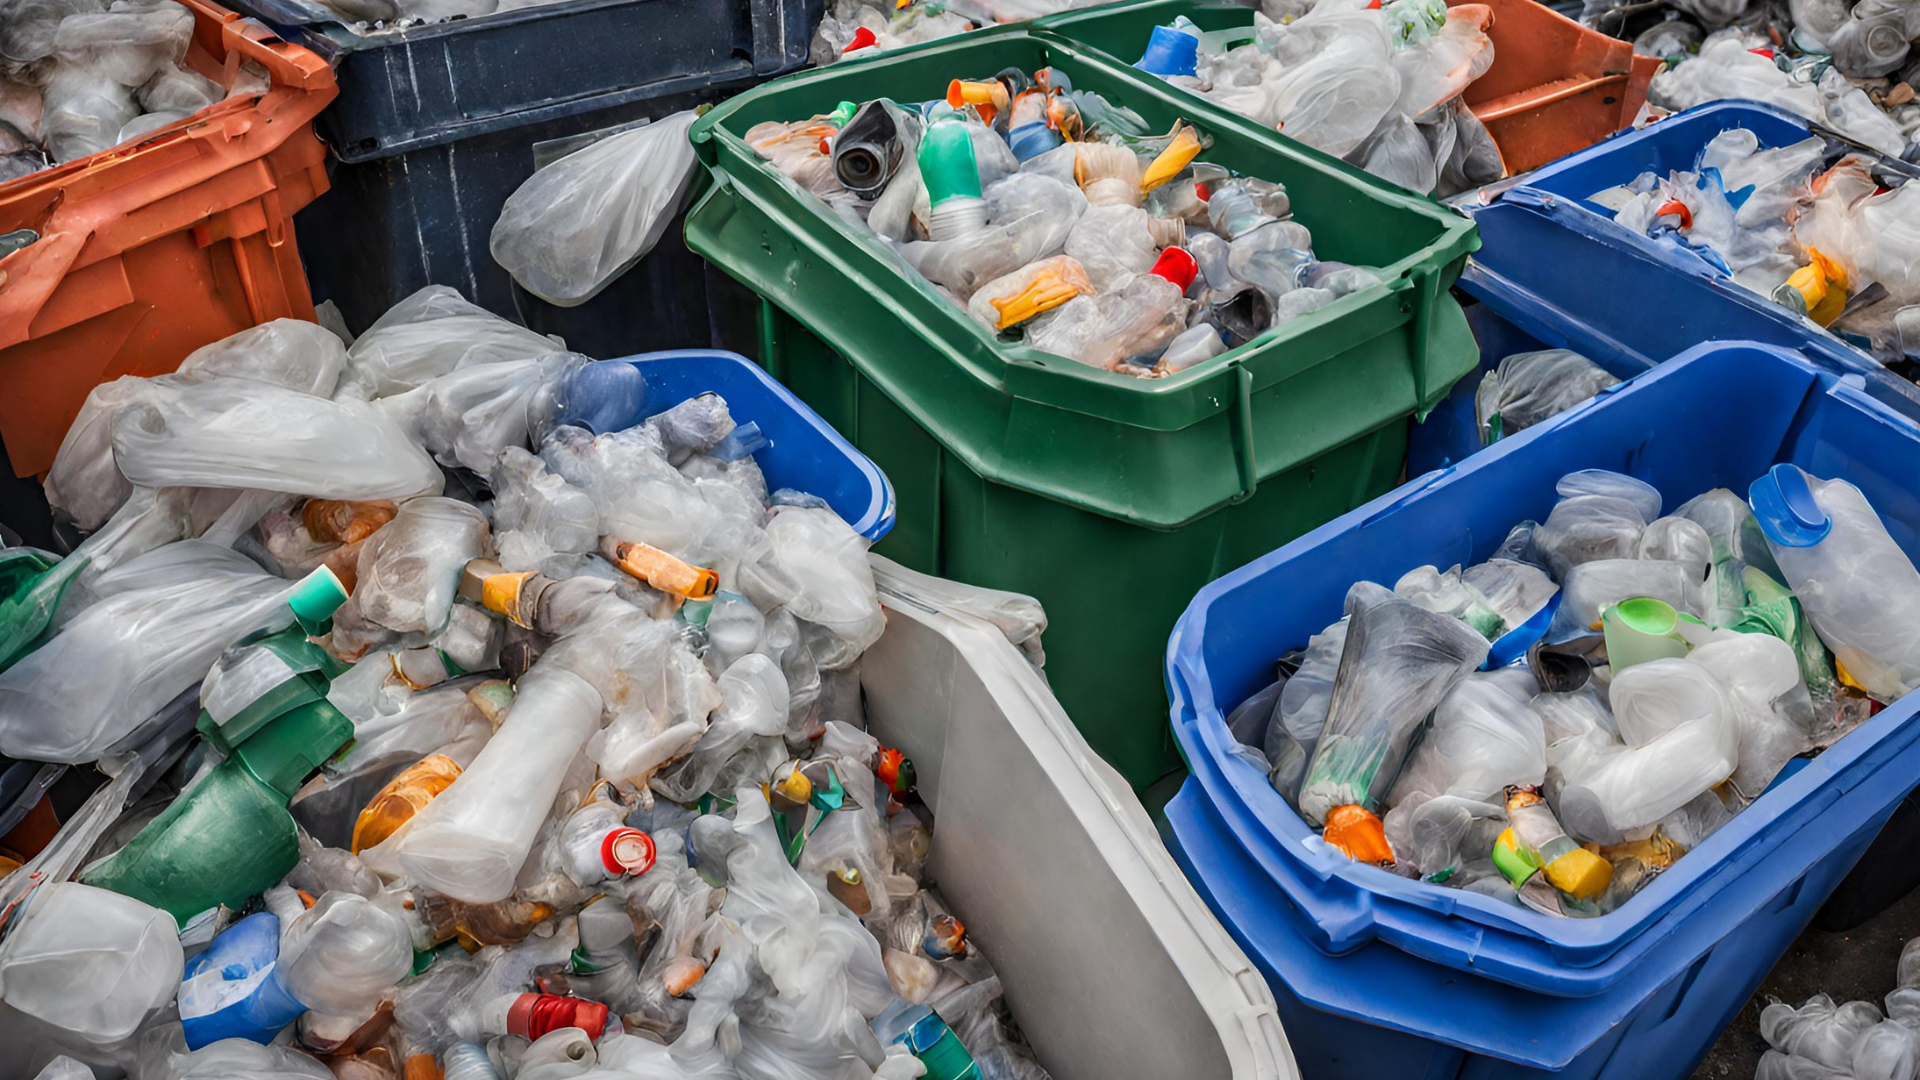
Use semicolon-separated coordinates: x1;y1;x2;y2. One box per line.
1165;340;1920;1080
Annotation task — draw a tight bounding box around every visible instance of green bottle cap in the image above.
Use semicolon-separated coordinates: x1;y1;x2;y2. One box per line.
287;566;349;636
918;120;982;208
829;100;859;127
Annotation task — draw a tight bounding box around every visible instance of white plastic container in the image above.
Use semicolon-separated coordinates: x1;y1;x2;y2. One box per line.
867;559;1295;1080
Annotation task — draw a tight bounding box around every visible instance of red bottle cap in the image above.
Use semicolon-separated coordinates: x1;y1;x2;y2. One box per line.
507;993;610;1041
1149;247;1198;291
600;827;657;876
844;26;878;51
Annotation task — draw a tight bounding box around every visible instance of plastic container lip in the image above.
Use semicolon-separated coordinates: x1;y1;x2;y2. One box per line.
688;32;1468;396
1162;341;1920;986
1750;462;1833;548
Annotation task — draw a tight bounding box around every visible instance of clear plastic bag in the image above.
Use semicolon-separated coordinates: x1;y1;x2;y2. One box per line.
1547;559;1705;643
111;375;444;501
380;351;585;473
0;882;182;1044
489;112;700;308
277;891;414;1019
1268;617;1347;801
1473;349;1618;444
1763;995;1887;1070
1389;674;1548;803
337;286;562;402
341;497;490;638
765;505;884;671
1297;581;1490;824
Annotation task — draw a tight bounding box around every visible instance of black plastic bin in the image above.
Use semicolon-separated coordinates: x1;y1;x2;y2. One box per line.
226;0;823;347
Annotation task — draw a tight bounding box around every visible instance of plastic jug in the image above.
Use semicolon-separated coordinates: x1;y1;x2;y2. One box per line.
1750;463;1920;702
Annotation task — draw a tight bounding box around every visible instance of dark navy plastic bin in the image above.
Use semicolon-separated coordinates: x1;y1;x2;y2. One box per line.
228;0;820;350
618;349;896;541
1165;341;1920;1079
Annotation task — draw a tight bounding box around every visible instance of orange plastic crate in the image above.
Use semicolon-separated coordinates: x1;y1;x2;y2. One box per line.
0;0;337;479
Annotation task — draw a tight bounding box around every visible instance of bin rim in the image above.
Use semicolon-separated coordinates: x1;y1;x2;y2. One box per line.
686;28;1480;431
1162;339;1920;996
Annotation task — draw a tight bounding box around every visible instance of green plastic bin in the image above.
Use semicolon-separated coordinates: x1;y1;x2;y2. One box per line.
685;30;1480;789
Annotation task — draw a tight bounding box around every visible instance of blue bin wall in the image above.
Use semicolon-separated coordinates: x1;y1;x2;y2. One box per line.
1164;342;1920;1077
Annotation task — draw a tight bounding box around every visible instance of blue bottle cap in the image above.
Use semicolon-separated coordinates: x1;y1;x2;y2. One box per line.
1749;463;1831;548
1135;24;1200;77
1006;121;1062;163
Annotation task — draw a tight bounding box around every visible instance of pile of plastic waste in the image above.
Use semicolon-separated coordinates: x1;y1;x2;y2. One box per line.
1755;937;1920;1080
0;0;264;182
810;0;1111;65
1132;0;1505;198
1586;0;1920;157
1590;124;1920;367
0;286;1051;1080
748;68;1386;377
1228;464;1920;918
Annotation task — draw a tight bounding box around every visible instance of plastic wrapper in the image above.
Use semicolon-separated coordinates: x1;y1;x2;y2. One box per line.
490;447;599;572
1389;674;1548;804
337;286;562;401
339;497;490;640
490;111;699;307
1473;349;1618;444
1063;204;1176;291
1296;582;1490;825
276;891;414;1018
0;542;298;762
111;375;443;502
548;606;721;792
1381;792;1506;882
1532;491;1652;581
766;505;885;671
1690;633;1817;800
651;654;789;805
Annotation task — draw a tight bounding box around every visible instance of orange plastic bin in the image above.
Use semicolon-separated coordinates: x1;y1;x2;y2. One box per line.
1460;0;1661;175
0;0;337;480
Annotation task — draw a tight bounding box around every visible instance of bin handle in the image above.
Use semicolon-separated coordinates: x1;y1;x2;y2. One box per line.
1226;362;1258;504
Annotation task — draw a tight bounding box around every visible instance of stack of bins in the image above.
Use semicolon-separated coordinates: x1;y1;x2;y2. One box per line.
0;0;336;491
684;28;1483;791
216;0;823;358
1165;340;1920;1080
1033;0;1659;179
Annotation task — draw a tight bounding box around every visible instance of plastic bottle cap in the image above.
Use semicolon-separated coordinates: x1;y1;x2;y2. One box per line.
1749;463;1832;548
287;565;349;634
1149;247;1198;291
1543;847;1614;900
1135;24;1200;77
601;827;657;876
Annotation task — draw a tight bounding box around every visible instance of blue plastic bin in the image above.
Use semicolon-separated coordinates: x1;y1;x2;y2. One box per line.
1164;340;1920;1080
617;349;896;542
224;0;820;352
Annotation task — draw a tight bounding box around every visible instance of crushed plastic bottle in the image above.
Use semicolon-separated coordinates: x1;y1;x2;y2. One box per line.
1246;463;1918;916
0;285;1058;1080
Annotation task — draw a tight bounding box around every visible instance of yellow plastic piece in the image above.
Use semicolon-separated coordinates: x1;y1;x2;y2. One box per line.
946;80;1010;123
1141;122;1204;193
1785;248;1849;327
990;258;1093;328
1542;847;1614;900
353;754;463;854
481;570;540;627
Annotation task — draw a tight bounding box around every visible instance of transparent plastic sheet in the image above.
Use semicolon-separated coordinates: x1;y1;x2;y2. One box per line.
1267;617;1347;801
0;542;294;762
1296;582;1490;824
489;112;700;308
1388;674;1548;804
0;882;183;1045
379;351;586;474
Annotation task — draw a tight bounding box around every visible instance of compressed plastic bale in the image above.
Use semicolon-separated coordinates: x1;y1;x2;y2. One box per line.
1474;349;1618;445
111;376;443;502
396;663;604;902
1297;581;1491;825
490;111;699;307
1389;674;1548;803
0;542;300;762
0;882;183;1044
337;286;563;401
